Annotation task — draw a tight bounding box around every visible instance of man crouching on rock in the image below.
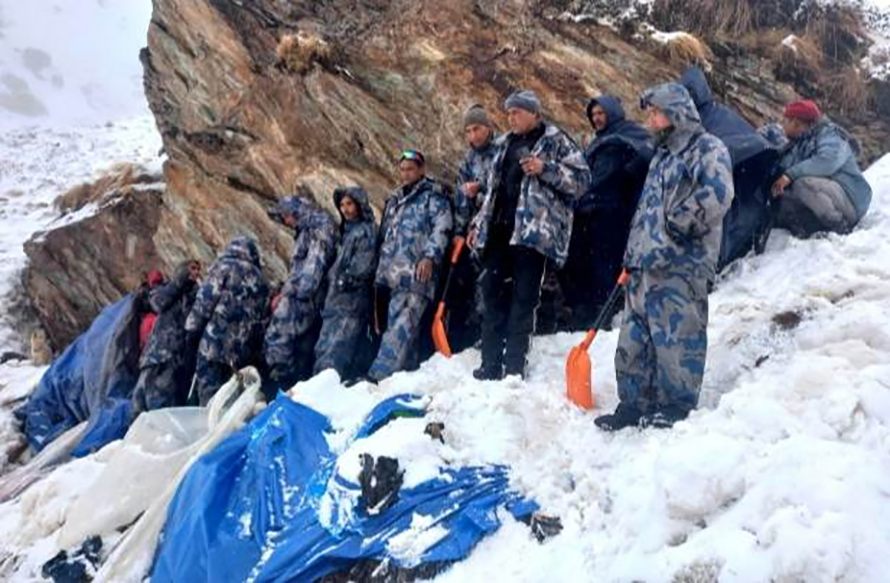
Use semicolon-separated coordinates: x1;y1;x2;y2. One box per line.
595;83;734;431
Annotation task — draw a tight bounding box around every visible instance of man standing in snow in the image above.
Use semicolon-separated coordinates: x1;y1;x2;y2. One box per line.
367;150;452;383
469;89;590;380
264;193;337;392
560;95;653;330
186;236;270;405
449;104;501;351
770;99;872;238
595;83;734;431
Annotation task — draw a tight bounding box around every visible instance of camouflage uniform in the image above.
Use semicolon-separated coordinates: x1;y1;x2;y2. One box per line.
470;122;589;377
470;123;590;268
369;176;452;381
449;134;502;351
131;263;199;413
314;187;378;379
186;236;270;405
615;83;734;420
264;196;337;389
455;135;501;236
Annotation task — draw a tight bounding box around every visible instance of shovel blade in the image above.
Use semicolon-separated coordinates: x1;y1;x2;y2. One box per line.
565;345;594;410
432;308;452;358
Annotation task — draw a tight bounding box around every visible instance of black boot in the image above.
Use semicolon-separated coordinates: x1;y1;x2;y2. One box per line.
594;402;643;432
473;364;503;381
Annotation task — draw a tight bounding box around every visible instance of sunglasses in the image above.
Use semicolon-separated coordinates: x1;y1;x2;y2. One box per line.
399;149;425;165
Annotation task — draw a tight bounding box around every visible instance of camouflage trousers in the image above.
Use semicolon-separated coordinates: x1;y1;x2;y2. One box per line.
368;290;430;382
314;313;367;379
614;268;709;414
131;364;179;415
193;358;235;406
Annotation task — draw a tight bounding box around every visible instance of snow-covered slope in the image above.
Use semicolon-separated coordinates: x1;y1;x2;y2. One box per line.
0;1;152;130
1;154;889;581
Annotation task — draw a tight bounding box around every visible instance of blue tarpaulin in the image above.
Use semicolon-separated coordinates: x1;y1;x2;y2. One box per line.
151;394;537;582
15;295;141;453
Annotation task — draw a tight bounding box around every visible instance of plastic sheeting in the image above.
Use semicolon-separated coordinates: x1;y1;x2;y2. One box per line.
151;393;536;583
15;295;141;453
95;368;265;583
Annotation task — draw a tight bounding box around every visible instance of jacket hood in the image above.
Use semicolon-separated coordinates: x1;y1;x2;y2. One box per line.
333;186;375;225
586;95;626;133
276;195;335;233
641;82;702;131
223;235;262;268
679;67;713;109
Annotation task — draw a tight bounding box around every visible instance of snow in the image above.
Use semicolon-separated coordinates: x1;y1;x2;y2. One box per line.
0;116;162;354
0;1;153;130
0;155;887;581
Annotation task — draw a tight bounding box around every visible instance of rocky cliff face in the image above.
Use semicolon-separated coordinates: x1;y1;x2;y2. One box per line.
22;0;890;349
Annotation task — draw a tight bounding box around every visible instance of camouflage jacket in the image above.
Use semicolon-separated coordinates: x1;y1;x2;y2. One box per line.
470;122;590;267
266;197;338;345
375;176;453;299
139;272;198;368
185;236;270;366
454;136;500;235
323;186;378;316
624;83;734;281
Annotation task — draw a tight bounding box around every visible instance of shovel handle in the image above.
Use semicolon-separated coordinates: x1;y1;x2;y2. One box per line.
450;237;465;264
581;269;631;350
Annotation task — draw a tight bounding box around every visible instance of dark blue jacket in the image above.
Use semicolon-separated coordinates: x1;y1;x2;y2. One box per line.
579;95;653;214
680;67;770;167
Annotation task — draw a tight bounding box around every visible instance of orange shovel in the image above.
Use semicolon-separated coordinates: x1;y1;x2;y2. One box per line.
565;269;631;410
431;237;466;358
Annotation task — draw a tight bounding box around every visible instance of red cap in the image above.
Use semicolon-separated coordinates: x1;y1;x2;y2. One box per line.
147;270;165;288
784;100;822;123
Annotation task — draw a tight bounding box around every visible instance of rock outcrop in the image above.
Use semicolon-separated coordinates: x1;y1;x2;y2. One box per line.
22;0;890;349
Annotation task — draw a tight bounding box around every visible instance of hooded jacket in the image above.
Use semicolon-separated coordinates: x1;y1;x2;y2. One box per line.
580;95;653;213
625;83;735;280
322;187;378;315
680;67;771;167
186;236;270;366
264;196;338;366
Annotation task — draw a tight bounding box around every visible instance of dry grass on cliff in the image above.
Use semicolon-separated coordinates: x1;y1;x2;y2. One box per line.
276;32;332;75
653;31;713;69
55;163;161;215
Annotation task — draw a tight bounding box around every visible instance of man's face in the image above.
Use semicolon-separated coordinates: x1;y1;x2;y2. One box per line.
507;107;540;135
399;160;424;186
464;123;492;149
590;104;609;132
339;195;360;222
189;261;202;281
782;117;808;140
645;105;672;132
283;214;298;228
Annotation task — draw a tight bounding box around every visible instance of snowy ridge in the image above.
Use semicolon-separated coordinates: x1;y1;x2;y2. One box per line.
0;116;162;354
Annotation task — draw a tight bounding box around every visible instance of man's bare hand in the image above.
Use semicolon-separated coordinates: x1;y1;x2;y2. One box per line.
771;174;792;198
416;258;434;283
462;181;481;198
521;155;545;176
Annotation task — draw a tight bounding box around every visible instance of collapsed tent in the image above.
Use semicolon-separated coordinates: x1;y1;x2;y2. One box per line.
151;393;538;582
14;294;142;453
